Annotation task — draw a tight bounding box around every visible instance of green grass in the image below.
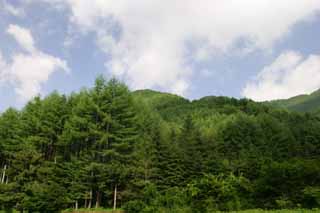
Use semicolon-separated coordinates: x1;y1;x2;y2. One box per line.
62;208;124;213
1;209;319;213
62;208;320;213
223;210;320;213
0;208;124;213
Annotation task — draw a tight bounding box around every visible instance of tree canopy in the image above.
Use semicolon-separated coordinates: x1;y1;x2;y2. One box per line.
1;76;320;212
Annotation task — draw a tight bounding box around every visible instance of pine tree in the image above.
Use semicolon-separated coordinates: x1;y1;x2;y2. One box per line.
95;77;138;210
180;115;205;184
0;108;23;185
152;127;184;190
60;89;100;208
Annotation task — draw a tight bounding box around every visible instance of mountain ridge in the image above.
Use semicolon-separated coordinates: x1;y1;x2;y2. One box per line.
133;88;320;115
265;89;320;113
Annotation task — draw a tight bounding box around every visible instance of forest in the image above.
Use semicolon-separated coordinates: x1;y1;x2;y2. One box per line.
1;76;320;212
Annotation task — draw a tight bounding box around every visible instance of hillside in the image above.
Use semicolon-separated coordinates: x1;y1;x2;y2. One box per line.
133;89;272;122
134;89;320;117
267;89;320;113
132;89;189;112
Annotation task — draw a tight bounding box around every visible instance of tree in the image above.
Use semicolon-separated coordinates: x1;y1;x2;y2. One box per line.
152;127;184;190
94;77;138;209
187;174;252;212
179;115;206;184
0;108;23;185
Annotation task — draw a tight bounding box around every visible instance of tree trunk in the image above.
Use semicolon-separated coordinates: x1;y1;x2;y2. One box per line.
88;189;92;209
1;164;7;184
75;200;78;210
113;184;117;211
84;196;88;209
95;191;100;208
88;170;93;208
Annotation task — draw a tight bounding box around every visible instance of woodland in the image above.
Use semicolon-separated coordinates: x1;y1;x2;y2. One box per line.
1;76;320;212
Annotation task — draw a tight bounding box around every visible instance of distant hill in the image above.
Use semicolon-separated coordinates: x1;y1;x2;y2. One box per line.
132;89;189;109
132;89;271;122
266;89;320;113
132;89;191;122
133;89;320;117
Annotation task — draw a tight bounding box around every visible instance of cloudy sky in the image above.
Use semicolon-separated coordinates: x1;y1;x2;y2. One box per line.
1;0;320;110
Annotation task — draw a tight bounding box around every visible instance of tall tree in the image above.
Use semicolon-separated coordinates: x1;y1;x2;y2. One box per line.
180;115;205;184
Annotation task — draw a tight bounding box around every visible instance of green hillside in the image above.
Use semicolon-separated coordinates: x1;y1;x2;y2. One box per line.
267;89;320;113
132;89;188;107
132;89;189;114
134;89;320;115
133;89;274;123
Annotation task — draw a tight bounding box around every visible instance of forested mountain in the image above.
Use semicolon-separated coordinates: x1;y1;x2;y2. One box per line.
267;89;320;113
1;77;320;212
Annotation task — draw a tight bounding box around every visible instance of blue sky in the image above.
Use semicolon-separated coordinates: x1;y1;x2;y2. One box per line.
1;0;320;111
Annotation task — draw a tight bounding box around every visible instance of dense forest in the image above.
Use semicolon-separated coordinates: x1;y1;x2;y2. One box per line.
1;76;320;212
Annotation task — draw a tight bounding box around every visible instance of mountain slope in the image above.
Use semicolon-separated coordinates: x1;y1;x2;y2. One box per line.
133;89;272;123
132;89;189;110
133;89;320;117
267;89;320;113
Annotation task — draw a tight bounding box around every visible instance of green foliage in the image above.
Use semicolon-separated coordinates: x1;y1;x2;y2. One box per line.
254;159;320;208
302;187;320;207
186;174;252;212
1;79;320;212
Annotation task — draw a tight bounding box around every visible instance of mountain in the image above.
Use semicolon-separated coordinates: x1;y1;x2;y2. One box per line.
267;89;320;113
133;88;320;117
132;89;189;109
132;89;271;123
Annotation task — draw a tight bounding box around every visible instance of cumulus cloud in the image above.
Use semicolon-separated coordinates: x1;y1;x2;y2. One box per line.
0;25;70;101
1;0;25;17
37;0;320;95
7;24;36;53
0;52;7;79
242;51;320;101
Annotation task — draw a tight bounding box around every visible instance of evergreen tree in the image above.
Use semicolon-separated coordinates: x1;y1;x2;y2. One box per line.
0;108;23;185
180;115;205;183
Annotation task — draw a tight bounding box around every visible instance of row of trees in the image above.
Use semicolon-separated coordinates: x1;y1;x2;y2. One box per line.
1;76;320;212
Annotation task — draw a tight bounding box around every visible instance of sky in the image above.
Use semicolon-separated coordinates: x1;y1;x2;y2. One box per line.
0;0;320;111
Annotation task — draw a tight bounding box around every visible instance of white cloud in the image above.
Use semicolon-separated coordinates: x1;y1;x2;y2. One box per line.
0;52;7;80
38;0;320;95
7;25;35;53
1;0;25;17
0;25;70;102
242;51;320;101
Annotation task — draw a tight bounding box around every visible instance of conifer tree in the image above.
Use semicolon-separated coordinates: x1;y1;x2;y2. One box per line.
180;115;205;183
